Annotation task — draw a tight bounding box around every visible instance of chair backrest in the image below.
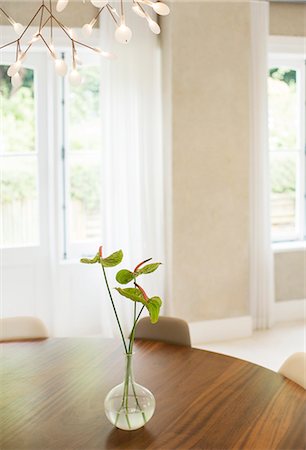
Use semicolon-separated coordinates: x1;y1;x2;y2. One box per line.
278;352;306;389
0;316;49;342
134;316;191;347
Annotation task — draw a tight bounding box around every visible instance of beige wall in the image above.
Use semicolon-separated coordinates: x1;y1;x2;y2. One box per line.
270;3;306;37
162;2;251;322
0;1;97;27
275;251;306;301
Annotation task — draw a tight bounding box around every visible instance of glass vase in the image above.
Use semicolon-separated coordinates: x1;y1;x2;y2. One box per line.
104;352;155;431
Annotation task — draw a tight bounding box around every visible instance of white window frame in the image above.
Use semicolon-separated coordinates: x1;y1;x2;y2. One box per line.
269;36;306;246
60;50;103;260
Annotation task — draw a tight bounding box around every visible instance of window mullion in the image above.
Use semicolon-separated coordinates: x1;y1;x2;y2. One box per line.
60;52;68;260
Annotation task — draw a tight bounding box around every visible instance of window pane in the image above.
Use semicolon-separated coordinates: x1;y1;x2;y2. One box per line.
268;68;298;150
0;66;36;154
68;66;101;152
0;156;39;246
69;153;101;242
67;64;102;246
270;152;297;239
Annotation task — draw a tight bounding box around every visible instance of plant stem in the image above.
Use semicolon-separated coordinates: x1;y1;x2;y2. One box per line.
131;379;147;424
133;301;137;327
101;264;128;354
129;305;145;354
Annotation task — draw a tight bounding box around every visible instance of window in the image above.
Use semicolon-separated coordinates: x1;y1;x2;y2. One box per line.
1;48;102;259
268;58;305;243
62;55;103;259
0;64;39;247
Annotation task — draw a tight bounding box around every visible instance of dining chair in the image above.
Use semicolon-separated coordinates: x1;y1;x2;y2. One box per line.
134;316;191;346
0;316;49;342
278;352;306;389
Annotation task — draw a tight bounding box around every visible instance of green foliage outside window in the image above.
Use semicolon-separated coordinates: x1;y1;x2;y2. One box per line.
1;170;37;204
269;68;296;87
0;66;35;153
268;67;297;195
268;67;297;151
270;158;295;194
1;65;101;211
69;66;101;152
70;164;100;211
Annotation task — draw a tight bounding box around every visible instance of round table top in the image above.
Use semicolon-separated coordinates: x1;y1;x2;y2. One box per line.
1;338;305;450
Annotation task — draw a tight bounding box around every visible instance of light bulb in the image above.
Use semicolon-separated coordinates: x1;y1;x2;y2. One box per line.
29;33;39;45
69;69;82;87
90;0;108;7
151;1;170;15
132;4;146;18
115;24;132;44
148;18;160;34
13;22;23;34
100;51;116;59
82;23;93;37
7;60;22;77
66;28;77;39
56;0;69;12
54;59;68;76
93;48;116;59
11;73;22;88
19;52;27;62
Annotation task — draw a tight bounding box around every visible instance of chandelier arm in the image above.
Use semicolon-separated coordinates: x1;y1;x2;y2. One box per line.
73;39;101;53
72;40;76;69
42;4;74;41
120;0;124;20
91;6;105;26
106;4;119;26
15;40;19;60
137;0;152;5
49;0;53;43
21;42;33;57
0;7;14;25
0;39;18;51
18;4;44;41
136;2;150;20
39;33;55;57
39;4;45;32
41;15;52;30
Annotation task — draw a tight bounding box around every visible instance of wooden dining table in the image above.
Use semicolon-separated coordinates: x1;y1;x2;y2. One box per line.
0;338;305;450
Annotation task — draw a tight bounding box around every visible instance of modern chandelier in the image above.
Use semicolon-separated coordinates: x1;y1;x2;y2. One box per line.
0;0;170;87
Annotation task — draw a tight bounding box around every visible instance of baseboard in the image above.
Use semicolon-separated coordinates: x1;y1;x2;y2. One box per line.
274;299;305;323
189;316;253;345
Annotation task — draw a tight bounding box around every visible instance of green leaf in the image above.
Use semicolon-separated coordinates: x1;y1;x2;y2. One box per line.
147;296;162;324
101;250;123;267
115;287;146;304
80;253;100;264
137;263;162;275
116;269;136;284
116;288;162;323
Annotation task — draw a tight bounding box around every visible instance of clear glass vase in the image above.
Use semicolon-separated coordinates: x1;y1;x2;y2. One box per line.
104;352;155;431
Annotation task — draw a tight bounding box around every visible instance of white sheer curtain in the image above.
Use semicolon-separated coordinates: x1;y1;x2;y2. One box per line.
98;8;166;337
249;0;275;329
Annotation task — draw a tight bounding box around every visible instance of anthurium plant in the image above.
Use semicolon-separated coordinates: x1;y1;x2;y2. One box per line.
81;246;162;354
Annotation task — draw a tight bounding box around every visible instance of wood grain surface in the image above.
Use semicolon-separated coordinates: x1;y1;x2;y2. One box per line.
0;338;305;450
